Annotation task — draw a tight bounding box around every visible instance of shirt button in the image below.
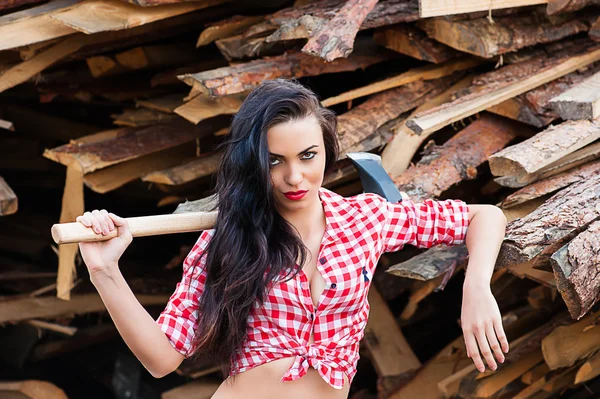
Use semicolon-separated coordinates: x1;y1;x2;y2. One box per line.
319;257;326;265
331;283;337;289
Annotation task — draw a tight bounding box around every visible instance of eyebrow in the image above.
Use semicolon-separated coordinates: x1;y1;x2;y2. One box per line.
269;145;318;158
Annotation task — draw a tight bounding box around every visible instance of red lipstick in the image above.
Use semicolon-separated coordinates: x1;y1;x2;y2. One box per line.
284;190;307;200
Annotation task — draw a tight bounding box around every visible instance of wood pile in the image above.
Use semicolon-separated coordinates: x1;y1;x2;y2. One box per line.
2;0;600;397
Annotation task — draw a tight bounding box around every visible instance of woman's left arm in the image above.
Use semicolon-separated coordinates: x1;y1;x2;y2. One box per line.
462;204;510;373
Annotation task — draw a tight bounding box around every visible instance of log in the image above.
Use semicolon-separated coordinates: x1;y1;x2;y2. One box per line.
43;118;226;173
381;76;473;178
574;350;600;383
197;15;265;47
264;0;419;43
179;39;393;96
501;159;600;208
488;119;600;179
386;244;468;280
0;380;67;399
111;108;178;127
487;62;600;128
406;41;600;136
0;176;18;216
0;293;169;322
496;173;600;269
363;287;421;378
541;309;600;369
547;0;600;14
321;57;482;107
418;0;547;17
337;79;449;156
417;13;589;58
493;140;600;188
550;220;600;319
215;34;298;61
373;24;459;63
302;0;379;61
549;70;600;119
393;114;523;201
142;153;219;185
83;144;198;193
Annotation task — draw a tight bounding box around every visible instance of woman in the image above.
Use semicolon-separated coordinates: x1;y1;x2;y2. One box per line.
76;79;509;399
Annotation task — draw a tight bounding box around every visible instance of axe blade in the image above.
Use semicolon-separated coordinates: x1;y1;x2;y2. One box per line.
346;152;403;203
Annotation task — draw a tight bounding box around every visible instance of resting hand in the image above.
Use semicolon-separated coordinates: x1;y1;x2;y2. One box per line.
461;281;509;372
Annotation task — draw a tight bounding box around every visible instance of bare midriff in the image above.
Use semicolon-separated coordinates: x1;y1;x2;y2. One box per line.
211;251;351;399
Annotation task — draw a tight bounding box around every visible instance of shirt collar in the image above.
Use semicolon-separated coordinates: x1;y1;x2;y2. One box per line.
318;186;359;244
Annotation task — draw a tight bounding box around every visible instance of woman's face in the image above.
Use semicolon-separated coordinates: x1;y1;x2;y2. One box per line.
266;115;327;214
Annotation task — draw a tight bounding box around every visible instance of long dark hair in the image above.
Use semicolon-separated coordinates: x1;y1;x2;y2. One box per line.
189;79;339;381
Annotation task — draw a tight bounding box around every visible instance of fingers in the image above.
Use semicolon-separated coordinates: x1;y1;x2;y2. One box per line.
76;210;116;235
108;212;133;244
475;327;497;371
486;323;505;365
464;332;485;373
494;317;510;354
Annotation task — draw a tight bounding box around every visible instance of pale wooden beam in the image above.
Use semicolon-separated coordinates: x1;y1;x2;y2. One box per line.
418;0;547;18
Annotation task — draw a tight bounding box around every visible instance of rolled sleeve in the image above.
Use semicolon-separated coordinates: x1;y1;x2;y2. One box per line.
381;196;470;253
156;229;213;357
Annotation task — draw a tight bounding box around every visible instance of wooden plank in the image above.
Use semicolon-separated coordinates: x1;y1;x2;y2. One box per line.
49;0;223;34
56;164;84;300
302;0;379;61
83;144;198;193
501;159;600;208
381;76;472;178
111;108;179;127
321;57;482;107
386;241;468;281
142;153;219;185
0;380;67;399
575;350;600;383
174;93;243;124
549;70;600;119
364;287;421;377
179;39;394;96
0;176;17;216
197;14;265;47
550;221;600;319
489;119;600;178
0;0;78;52
336;79;444;155
418;0;547;18
417;13;588;59
406;44;600;136
393;113;522;201
136;93;185;113
0;293;169;322
373;24;459;63
43;118;224;173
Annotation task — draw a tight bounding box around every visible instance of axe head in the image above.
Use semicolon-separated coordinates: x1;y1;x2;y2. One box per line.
346;152;403;203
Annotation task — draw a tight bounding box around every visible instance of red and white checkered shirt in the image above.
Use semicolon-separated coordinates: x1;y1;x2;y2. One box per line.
156;186;470;389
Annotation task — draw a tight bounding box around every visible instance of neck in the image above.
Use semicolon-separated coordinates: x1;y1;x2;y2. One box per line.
279;192;326;240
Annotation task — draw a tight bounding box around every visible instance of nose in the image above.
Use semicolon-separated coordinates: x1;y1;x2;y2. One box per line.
284;163;303;187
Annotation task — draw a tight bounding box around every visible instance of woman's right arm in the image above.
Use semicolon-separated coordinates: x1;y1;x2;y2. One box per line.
76;210;185;378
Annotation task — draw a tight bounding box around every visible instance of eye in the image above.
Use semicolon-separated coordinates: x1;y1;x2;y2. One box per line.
302;151;316;160
269;157;281;167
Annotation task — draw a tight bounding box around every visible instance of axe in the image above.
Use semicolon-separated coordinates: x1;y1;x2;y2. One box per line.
51;153;405;244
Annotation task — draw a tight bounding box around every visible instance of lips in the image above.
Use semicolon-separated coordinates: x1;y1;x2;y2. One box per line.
284;190;307;200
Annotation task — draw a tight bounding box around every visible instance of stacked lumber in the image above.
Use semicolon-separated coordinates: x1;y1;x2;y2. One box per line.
2;0;600;397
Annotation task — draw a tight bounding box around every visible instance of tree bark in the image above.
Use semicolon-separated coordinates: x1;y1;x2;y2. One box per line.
302;0;379;61
550;221;600;319
393;113;523;201
547;0;600;15
417;13;589;58
496;173;600;269
0;176;17;216
549;70;600;120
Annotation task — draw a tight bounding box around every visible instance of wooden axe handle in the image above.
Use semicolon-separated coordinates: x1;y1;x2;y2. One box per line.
51;211;218;244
